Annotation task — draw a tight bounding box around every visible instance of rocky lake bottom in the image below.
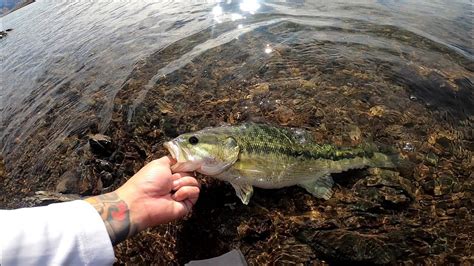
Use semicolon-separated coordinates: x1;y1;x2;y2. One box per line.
1;3;473;265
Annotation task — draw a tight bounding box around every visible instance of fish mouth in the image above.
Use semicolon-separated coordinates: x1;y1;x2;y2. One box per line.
163;141;186;165
164;141;182;162
164;140;200;172
164;140;184;172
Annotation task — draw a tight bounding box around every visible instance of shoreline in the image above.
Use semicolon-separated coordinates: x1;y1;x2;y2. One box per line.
0;0;35;17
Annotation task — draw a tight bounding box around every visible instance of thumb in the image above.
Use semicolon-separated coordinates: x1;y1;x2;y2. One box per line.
145;156;174;169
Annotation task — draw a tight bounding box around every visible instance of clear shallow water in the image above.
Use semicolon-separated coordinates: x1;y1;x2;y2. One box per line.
1;0;473;264
1;1;472;147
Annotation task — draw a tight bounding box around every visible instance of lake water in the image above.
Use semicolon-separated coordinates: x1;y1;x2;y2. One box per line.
1;0;473;264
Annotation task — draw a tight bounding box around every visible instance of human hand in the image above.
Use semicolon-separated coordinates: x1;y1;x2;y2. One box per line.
117;156;200;229
85;156;200;245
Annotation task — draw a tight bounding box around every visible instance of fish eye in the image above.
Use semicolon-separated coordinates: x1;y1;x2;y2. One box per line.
188;136;199;145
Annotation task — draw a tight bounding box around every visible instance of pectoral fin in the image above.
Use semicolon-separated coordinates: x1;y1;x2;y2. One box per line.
230;182;254;205
298;174;334;200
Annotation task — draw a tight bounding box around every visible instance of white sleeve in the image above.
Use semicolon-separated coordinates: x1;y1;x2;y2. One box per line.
0;200;115;266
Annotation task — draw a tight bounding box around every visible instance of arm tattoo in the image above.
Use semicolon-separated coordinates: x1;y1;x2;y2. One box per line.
85;192;137;245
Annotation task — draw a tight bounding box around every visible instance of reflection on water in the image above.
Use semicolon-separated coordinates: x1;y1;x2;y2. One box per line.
1;0;473;264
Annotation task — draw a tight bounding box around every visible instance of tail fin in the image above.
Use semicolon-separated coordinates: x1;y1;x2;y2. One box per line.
370;152;397;168
358;142;410;169
370;151;414;176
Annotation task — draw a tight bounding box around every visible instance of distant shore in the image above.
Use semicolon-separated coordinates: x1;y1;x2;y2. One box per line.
0;0;35;17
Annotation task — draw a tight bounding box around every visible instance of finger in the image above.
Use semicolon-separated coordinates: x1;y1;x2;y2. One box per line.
171;172;193;181
172;186;200;202
173;199;194;217
175;194;199;215
185;192;199;206
172;176;200;190
183;198;196;213
148;156;173;167
173;191;199;217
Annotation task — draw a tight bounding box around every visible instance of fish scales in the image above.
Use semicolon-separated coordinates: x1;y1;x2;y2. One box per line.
232;124;373;162
227;125;369;187
164;123;397;204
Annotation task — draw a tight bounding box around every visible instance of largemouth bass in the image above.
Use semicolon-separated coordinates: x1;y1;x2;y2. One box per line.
164;123;396;204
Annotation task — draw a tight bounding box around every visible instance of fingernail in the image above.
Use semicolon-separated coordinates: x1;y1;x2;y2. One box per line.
172;180;180;188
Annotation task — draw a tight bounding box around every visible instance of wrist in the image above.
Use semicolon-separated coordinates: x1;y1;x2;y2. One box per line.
115;187;150;232
84;191;137;245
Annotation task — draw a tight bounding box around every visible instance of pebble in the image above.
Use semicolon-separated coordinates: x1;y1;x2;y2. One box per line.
403;142;415;152
369;105;385;117
89;134;115;156
425;152;439;166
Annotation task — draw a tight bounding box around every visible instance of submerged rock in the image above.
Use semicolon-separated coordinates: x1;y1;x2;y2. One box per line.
352;168;415;209
422;175;456;196
297;229;395;264
425;152;439;166
55;169;80;193
23;191;80;207
0;29;12;38
88;134;116;156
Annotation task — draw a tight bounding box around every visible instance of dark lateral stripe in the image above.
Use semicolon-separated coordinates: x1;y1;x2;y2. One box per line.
236;124;375;161
240;142;373;161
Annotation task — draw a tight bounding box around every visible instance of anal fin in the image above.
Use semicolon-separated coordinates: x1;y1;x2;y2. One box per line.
230;182;254;205
298;174;334;200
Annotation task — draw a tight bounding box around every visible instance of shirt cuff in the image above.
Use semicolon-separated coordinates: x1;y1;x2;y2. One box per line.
70;200;115;265
1;200;115;265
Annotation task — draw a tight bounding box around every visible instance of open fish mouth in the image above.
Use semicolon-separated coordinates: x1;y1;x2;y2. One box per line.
164;140;202;172
164;140;185;172
164;141;180;161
